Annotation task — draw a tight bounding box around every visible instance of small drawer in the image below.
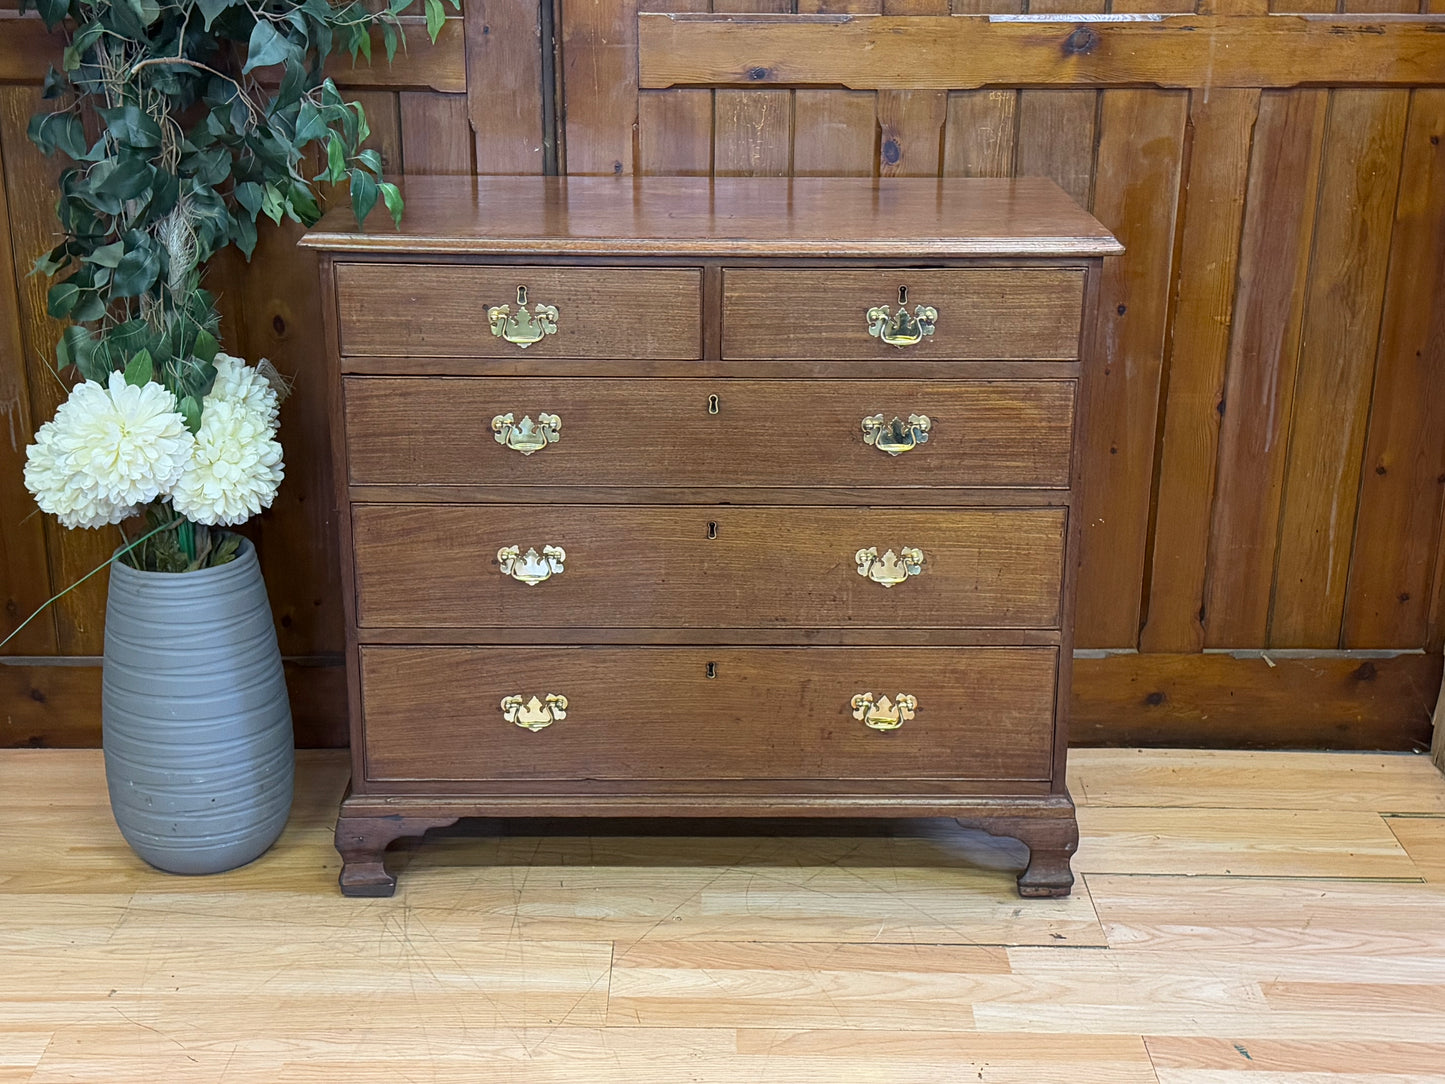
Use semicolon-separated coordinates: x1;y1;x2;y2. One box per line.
334;263;702;359
344;377;1076;489
352;505;1066;630
722;268;1085;360
360;645;1058;783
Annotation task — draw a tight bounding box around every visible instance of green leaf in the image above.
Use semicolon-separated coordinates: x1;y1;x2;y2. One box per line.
28;112;87;159
260;182;284;225
60;325;105;381
355;148;383;174
179;395;202;434
425;0;446;42
71;289;106;324
193;328;220;365
379;181;404;227
111;243;160;298
325;134;346;185
243;22;295;74
196;0;237;28
233;180;264;218
33;0;69;30
349;168;378;228
85;241;126;268
294;101;328;146
382;23;399;63
231;212;258;259
46;281;79;319
99;104;162;149
123;348;154;388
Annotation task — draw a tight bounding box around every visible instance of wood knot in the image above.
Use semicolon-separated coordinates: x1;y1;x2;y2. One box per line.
1144;691;1166;707
746;66;771;81
1064;26;1098;55
881;139;902;165
1351;661;1378;683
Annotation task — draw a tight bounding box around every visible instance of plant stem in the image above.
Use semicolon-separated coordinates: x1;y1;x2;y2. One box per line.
0;517;182;651
178;518;196;564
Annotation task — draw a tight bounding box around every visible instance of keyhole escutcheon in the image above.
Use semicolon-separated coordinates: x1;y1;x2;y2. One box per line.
517;284;528;305
706;521;719;540
707;394;720;415
705;662;717;679
898;284;908;305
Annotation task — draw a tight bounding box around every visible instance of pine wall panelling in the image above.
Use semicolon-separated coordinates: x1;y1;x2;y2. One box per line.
2;2;1444;749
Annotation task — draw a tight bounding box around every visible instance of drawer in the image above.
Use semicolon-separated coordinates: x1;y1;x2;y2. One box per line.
334;264;702;359
722;269;1085;360
360;646;1058;782
352;505;1065;629
344;377;1076;489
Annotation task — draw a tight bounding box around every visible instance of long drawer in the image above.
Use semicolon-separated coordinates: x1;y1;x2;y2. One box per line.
722;269;1086;360
343;377;1076;489
334;264;703;359
360;646;1058;782
352;505;1066;629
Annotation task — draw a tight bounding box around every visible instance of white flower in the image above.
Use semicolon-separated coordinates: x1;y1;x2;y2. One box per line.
209;352;279;427
23;371;192;529
171;397;284;526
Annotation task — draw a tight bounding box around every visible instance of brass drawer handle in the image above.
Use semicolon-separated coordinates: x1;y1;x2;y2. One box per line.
497;545;565;586
866;304;937;348
862;414;931;456
488;285;559;348
852;692;917;731
856;546;925;587
501;693;568;731
492;412;561;455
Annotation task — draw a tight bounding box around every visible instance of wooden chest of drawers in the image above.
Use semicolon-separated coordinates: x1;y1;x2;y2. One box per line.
300;176;1121;898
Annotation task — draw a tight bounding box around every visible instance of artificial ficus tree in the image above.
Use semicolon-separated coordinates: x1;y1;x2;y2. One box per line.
17;0;452;572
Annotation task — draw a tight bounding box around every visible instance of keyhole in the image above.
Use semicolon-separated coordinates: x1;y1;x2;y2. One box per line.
706;521;719;540
707;394;720;415
705;661;717;679
517;284;528;305
898;285;908;305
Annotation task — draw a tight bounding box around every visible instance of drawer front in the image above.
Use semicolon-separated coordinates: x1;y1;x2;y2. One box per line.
344;377;1076;489
722;269;1085;360
334;264;702;359
352;505;1065;629
360;646;1057;782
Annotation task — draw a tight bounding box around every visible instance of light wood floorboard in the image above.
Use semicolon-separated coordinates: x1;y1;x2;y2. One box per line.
0;748;1442;1081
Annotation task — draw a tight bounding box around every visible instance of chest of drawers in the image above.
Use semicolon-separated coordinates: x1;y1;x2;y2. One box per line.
300;176;1121;898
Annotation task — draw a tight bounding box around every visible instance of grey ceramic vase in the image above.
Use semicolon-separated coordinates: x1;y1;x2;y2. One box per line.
102;537;294;874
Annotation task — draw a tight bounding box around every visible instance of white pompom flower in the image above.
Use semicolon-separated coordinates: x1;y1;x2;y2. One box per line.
171;397;284;527
209;352;279;427
23;370;192;529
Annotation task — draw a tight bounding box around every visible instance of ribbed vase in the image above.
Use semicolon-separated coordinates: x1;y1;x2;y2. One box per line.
101;537;294;875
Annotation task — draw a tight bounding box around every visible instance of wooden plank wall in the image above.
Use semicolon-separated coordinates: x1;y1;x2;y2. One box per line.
2;2;1444;749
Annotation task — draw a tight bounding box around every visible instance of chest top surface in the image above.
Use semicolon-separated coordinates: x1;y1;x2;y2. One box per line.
299;176;1122;259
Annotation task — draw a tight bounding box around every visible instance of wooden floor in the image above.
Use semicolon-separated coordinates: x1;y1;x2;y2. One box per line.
2;749;1444;1082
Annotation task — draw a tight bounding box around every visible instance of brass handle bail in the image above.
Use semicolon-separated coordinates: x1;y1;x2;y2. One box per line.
852;692;918;731
501;693;568;731
855;546;925;587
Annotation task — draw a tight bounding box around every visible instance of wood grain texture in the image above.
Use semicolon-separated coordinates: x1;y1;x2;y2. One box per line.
1071;650;1441;750
333;263;702;358
347;91;403;176
5;747;1445;1077
721;268;1085;359
793;0;879;179
1387;814;1445;881
1270;89;1410;647
561;0;639;174
360;645;1058;782
342;377;1077;488
638;13;1445;91
1343;89;1445;648
0;102;53;655
0;659;345;748
713;0;793;180
943;89;1017;178
636;0;713;177
1072;90;1187;649
876;90;948;178
350;505;1067;629
1139;89;1260;654
1203;89;1328;648
0;85;111;656
302;176;1123;257
465;0;545;174
398;92;475;174
225;221;345;660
